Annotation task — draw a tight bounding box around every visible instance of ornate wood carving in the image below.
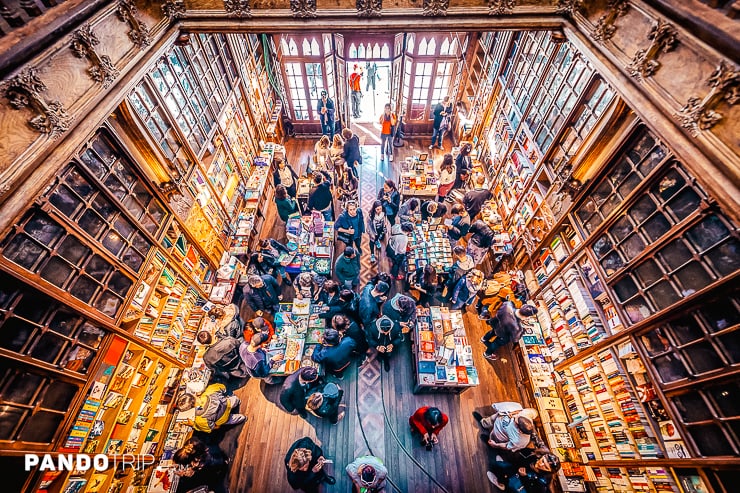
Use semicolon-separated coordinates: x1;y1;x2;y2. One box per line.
555;0;581;16
488;0;515;15
2;68;73;139
626;18;678;80
290;0;317;18
675;61;739;136
224;0;252;17
422;0;449;16
357;0;382;17
116;0;152;49
161;0;185;20
71;24;120;88
592;0;629;43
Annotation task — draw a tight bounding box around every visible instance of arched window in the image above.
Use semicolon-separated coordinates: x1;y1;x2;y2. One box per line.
324;35;332;55
373;43;381;59
281;38;290;54
381;43;390;58
440;38;450;56
349;43;357;58
357;44;365;58
426;38;436;55
288;38;298;55
450;37;459;56
302;39;312;56
280;35;331;122
418;37;427;56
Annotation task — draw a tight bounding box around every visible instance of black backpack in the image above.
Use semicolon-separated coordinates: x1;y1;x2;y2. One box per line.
203;337;248;379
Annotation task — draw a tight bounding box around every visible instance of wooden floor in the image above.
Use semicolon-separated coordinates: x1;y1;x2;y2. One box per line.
218;131;526;493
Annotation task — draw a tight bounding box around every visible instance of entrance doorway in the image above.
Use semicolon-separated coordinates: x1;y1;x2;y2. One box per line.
350;61;391;124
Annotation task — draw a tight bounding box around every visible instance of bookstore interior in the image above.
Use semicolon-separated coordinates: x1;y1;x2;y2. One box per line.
0;1;738;493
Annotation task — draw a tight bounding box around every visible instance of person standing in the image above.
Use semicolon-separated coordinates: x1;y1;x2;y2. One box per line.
430;96;452;150
488;449;560;492
367;200;389;265
447;203;471;247
359;280;390;330
175;383;246;433
346;456;388;493
366;61;379;92
453;143;473;190
409;406;449;450
275;184;300;222
279;367;321;418
306;381;345;423
239;332;285;384
377;179;401;226
341;128;362;176
335;246;361;291
367;315;403;372
273;158;299;198
311;328;356;378
436;153;456;201
387;221;413;280
336;200;365;255
307;172;334;221
481;302;538;361
243;274;282;316
349;64;363;119
378;103;397;163
317;90;335;140
463;173;493;220
467;219;496;265
285;437;335;492
450;269;484;311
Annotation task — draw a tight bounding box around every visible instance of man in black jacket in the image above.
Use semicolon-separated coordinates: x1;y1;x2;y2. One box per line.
318;288;359;323
463;174;493;220
307;172;334;221
366;315;403;372
311;329;357;377
243;274;282;316
341;128;362;176
481;302;538;361
279;367;321;418
467;219;496;265
487;449;561;493
359;280;390;330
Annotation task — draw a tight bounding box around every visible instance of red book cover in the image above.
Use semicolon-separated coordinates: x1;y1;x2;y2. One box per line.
456;366;469;384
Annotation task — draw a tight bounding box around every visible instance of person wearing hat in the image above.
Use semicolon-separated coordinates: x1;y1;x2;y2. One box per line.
383;293;418;335
238;332;284;384
243;274;282;317
349;63;363;119
316;89;335;140
481;301;539;361
336;200;366;256
359;280;390;330
285;436;336;492
409;406;449;450
366;315;403;372
346;455;388;493
306;381;345;423
311;328;357;378
279;367;322;418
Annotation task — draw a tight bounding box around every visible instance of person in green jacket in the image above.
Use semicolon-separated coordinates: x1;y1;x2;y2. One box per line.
275;184;299;222
335;246;361;290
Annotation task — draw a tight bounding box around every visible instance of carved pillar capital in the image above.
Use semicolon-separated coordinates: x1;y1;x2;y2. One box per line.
2;68;73;139
161;0;185;19
224;0;252;17
626;18;678;80
674;60;739;136
592;0;630;43
357;0;382;17
290;0;317;18
488;0;515;15
555;0;581;16
71;23;120;88
117;0;151;49
422;0;449;16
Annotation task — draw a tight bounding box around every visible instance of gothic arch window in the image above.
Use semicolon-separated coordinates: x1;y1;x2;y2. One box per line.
288;38;298;55
407;34;415;55
440;38;451;56
279;34;330;122
418;37;427;56
349;43;358;58
357;44;366;58
372;43;381;59
381;43;390;58
324;35;332;55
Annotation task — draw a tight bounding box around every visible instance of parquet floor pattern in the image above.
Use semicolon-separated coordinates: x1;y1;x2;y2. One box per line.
221;136;524;493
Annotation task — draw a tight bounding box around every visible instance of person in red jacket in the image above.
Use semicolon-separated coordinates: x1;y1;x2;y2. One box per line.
409;406;449;450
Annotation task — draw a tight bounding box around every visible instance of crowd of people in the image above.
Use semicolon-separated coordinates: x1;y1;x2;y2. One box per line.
170;122;560;493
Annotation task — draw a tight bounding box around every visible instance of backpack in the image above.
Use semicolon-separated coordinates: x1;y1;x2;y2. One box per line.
203;337;248;379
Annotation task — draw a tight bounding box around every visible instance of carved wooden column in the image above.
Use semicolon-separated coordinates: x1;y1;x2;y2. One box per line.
116;0;151;49
1;67;72;139
592;0;630;43
674;61;739;136
626;18;678;81
71;23;120;88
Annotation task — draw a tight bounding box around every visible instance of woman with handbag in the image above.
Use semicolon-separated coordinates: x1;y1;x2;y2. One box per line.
367;200;389;265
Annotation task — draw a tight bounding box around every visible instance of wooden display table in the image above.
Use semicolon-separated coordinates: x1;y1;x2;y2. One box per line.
411;306;479;394
268;302;325;376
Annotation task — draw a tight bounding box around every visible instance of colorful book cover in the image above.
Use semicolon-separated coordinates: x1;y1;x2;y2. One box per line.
456;366;469;384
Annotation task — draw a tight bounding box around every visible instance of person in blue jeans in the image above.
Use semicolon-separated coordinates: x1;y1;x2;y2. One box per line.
386;222;414;280
335;200;365;254
430;96;452;150
317;90;335;140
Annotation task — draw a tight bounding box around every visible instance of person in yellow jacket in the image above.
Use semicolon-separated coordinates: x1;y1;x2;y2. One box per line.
175;383;247;433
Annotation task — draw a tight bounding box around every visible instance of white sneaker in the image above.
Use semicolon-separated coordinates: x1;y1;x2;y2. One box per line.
487;472;505;490
389;155;393;162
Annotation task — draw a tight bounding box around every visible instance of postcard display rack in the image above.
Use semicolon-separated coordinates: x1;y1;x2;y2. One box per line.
406;224;453;277
268;301;325;375
412;307;479;394
284;213;335;277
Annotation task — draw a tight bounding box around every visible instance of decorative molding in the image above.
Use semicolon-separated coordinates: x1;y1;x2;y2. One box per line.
2;68;73;139
357;0;382;17
161;0;185;20
626;18;678;80
290;0;317;18
158;181;180;197
116;0;151;49
592;0;629;43
71;24;120;88
224;0;252;17
422;0;449;16
555;0;581;16
674;61;739;136
488;0;515;15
